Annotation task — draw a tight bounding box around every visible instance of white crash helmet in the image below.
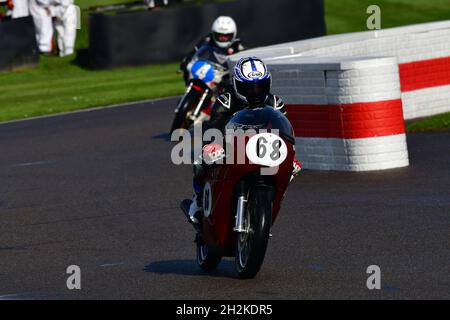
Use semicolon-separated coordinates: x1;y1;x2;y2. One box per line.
211;16;237;49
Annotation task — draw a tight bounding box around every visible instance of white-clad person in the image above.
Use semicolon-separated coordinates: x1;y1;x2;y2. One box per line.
29;0;53;53
11;0;29;18
144;0;168;8
50;0;77;56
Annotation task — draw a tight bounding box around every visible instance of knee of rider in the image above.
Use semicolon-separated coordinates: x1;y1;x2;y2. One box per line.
193;181;203;195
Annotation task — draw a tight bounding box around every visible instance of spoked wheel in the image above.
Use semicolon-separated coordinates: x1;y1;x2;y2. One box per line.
170;107;194;133
235;186;273;279
170;92;200;133
196;235;222;271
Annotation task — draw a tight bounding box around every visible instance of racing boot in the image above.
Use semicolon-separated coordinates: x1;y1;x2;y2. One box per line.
188;192;203;225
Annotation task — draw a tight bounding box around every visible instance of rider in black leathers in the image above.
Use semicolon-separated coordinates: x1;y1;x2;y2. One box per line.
179;16;244;84
187;56;301;224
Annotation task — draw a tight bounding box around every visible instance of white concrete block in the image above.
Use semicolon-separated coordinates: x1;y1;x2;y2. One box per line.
281;95;328;105
295;135;409;171
402;85;450;120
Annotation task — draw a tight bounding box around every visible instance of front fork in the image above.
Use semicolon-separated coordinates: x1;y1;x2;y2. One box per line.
190;88;210;120
234;181;249;233
175;83;193;113
234;180;275;237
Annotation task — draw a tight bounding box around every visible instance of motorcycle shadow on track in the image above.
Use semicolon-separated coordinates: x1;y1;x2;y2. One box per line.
143;259;237;278
151;133;172;142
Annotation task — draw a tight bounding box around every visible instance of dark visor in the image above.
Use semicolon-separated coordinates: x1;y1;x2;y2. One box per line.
235;78;271;104
214;32;234;42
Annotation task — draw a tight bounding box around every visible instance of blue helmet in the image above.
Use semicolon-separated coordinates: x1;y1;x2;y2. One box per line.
233;57;272;105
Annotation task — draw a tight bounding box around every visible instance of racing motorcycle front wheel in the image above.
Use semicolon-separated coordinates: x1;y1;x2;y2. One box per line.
235;186;273;279
170;89;206;133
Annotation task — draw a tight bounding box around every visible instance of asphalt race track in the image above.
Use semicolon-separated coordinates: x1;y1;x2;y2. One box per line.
0;98;449;300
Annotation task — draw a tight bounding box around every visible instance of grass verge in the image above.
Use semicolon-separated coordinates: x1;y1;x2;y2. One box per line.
406;112;450;132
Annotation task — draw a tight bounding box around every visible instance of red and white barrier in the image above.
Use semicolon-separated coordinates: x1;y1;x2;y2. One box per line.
229;20;450;171
235;20;450;120
267;56;409;171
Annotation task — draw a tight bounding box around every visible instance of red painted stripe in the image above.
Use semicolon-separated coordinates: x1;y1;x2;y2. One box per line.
192;85;204;92
399;56;450;92
201;103;213;115
287;99;405;139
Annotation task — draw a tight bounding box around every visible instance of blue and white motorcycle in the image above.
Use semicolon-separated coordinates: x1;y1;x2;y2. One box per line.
171;45;229;133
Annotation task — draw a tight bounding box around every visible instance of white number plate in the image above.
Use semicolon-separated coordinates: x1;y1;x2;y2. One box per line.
246;133;287;167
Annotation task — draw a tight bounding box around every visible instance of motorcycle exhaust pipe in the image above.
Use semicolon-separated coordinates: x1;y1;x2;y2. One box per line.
234;195;248;233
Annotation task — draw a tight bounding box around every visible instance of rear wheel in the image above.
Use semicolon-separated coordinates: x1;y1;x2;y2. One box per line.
196;236;222;271
235;186;273;279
